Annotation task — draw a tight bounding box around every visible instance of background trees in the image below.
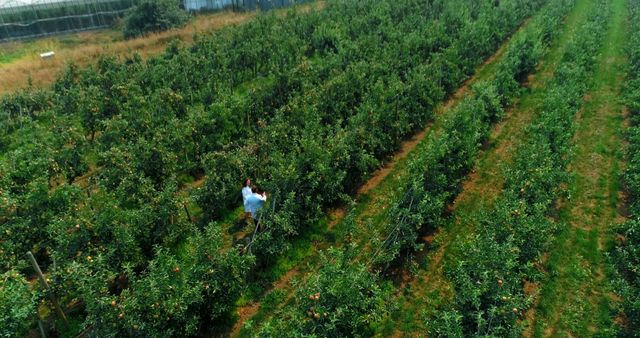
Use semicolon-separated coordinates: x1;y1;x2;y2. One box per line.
123;0;189;39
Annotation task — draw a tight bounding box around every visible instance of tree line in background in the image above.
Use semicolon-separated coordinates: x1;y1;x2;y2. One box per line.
124;0;188;39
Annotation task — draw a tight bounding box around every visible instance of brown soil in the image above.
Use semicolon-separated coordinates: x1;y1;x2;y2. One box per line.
357;129;428;196
191;177;207;189
522;280;541;338
229;268;300;335
327;208;346;229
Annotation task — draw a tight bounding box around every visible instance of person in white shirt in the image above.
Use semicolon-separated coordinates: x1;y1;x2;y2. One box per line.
242;178;252;219
245;187;267;220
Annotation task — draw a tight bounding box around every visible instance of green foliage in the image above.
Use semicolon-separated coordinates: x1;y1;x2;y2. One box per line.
257;247;393;337
244;0;547;263
431;1;610;335
374;0;572;268
611;221;640;336
196;148;256;220
613;0;640;335
373;88;501;266
0;270;39;338
436;232;529;337
123;0;188;39
61;226;253;337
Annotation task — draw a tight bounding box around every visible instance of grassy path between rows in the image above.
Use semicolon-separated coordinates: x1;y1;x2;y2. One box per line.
387;0;596;335
530;0;628;335
225;13;539;338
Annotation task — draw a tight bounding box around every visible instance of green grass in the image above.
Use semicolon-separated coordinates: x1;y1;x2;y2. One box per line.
239;289;287;334
0;48;26;65
253;217;330;287
531;0;628;335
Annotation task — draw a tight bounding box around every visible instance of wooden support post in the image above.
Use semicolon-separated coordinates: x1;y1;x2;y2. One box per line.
37;320;47;338
26;251;68;324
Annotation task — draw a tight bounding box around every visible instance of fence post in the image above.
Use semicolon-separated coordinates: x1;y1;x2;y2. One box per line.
26;251;68;325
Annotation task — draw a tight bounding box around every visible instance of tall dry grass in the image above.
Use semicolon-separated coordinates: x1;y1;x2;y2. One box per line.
0;2;323;95
0;11;254;94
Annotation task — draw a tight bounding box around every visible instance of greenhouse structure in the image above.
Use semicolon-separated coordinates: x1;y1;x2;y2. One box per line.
0;0;139;41
184;0;310;11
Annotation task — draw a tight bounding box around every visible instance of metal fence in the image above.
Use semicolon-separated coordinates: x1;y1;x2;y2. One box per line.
0;0;138;41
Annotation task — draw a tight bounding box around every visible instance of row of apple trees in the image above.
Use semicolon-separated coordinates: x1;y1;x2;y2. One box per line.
614;0;640;335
